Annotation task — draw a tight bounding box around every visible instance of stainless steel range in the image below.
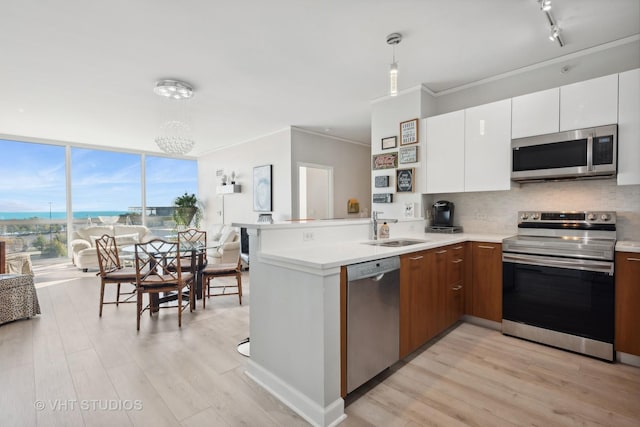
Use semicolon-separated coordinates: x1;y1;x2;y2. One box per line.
502;211;616;361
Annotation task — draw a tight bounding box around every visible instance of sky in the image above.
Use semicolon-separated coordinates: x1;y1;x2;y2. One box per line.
0;139;197;213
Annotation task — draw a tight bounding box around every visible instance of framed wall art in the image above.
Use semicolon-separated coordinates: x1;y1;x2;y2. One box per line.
381;136;397;150
374;175;390;188
399;146;418;164
372;193;393;203
372;152;398;170
396;168;415;192
253;164;272;212
400;118;418;145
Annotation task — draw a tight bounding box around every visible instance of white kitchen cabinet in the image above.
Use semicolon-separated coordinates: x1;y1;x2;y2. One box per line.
560;74;618;131
618;68;640;186
425;110;465;193
464;99;512;192
511;88;560;138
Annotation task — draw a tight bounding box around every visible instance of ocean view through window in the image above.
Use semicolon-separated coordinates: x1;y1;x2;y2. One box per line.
1;138;198;268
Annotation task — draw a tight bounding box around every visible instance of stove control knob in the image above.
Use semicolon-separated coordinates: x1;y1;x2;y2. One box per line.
587;213;597;221
531;213;540;220
520;213;529;220
600;213;610;221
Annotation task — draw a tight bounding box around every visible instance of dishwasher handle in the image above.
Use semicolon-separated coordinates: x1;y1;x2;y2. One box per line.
346;256;400;281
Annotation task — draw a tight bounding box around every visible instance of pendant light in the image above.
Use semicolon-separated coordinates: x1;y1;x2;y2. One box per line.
386;33;402;96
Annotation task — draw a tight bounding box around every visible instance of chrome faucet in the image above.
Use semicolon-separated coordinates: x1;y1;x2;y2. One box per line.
372;211;382;240
372;211;397;240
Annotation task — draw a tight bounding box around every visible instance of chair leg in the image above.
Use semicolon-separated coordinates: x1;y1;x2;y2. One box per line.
237;273;243;305
136;290;142;331
116;283;121;306
99;281;105;317
178;288;182;328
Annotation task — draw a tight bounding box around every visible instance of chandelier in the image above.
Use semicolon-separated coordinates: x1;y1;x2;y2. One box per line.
154;79;195;155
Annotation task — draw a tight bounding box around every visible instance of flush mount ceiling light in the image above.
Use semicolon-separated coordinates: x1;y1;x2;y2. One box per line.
538;0;564;47
154;79;195;155
153;79;193;100
386;32;402;96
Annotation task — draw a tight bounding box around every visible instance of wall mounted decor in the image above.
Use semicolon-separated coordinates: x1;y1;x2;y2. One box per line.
400;118;418;145
381;136;397;150
399;146;418;164
253;164;272;212
374;175;390;188
372;152;398;170
396;168;415;192
372;193;393;203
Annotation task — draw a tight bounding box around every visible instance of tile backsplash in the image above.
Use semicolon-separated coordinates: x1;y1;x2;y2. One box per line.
423;179;640;240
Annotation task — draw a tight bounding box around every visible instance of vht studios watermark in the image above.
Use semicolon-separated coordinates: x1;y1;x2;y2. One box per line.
34;399;143;411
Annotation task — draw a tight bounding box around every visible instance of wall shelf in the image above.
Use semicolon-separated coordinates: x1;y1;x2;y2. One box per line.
216;184;241;194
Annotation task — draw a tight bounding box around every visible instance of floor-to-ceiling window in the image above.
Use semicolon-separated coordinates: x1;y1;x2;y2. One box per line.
0;138;198;267
0;140;67;262
71;147;142;229
145;156;198;237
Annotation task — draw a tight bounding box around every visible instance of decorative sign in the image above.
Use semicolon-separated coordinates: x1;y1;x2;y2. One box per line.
399;146;418;164
372;152;398;170
372;193;393;203
381;136;397;150
400;118;418;145
374;175;390;188
396;168;415;192
404;202;416;218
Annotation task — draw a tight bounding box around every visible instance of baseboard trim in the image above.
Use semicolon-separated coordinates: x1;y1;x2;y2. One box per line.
245;360;346;427
617;351;640;368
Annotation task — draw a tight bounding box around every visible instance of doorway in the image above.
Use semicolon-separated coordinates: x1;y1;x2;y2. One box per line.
298;164;333;220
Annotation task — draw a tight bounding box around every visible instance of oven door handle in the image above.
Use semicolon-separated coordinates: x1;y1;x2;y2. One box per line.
502;253;614;275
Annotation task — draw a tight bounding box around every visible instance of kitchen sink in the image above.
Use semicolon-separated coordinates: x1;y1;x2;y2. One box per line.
363;238;428;247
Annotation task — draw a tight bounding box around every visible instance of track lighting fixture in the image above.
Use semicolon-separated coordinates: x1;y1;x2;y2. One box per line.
538;0;564;47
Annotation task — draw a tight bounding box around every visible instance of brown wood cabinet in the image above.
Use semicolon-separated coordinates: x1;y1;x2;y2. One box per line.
615;251;640;356
400;250;431;358
469;242;502;322
445;244;466;327
400;243;468;358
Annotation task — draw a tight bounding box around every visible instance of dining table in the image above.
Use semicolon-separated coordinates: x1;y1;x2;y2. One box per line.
121;241;220;311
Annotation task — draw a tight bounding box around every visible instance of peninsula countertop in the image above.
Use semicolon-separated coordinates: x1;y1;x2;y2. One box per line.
257;232;513;271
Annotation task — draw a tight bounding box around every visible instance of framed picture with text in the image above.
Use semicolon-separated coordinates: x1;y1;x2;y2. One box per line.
399;146;418;164
400;118;418;145
381;136;397;150
396;168;415;192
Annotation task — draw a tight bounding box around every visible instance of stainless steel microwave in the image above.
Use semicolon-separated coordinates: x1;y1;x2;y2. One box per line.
511;124;617;182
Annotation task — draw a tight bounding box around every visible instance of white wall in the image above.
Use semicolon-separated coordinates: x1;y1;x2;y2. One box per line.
291;128;370;220
198;129;292;232
371;88;436;219
434;39;640;115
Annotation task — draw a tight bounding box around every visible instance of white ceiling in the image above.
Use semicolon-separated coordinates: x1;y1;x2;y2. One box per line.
1;0;638;156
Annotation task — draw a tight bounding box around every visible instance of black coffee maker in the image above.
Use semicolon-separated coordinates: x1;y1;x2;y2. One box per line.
432;201;454;227
427;201;462;233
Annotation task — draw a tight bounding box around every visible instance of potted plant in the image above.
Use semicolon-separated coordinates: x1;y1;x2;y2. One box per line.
173;192;202;228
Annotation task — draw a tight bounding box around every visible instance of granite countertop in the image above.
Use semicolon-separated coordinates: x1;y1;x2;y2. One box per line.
258;232;512;271
616;241;640;253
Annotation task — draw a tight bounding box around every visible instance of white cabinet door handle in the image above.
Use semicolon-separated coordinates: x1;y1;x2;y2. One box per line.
627;257;640;262
452;285;463;291
478;245;495;250
436;250;447;254
452;259;463;264
409;256;424;261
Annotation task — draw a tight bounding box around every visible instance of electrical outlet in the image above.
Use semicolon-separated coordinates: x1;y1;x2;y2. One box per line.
303;231;314;241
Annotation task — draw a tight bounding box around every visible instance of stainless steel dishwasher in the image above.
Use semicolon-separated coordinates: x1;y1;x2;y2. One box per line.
346;256;400;394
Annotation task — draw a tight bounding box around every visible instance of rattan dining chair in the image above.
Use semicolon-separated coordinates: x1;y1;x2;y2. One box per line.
133;239;195;330
176;228;207;271
201;253;242;308
95;234;137;317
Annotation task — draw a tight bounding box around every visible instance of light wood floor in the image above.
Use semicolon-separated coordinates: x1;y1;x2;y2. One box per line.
1;262;639;427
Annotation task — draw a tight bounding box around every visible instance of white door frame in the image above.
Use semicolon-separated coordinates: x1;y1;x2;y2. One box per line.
297;162;334;220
